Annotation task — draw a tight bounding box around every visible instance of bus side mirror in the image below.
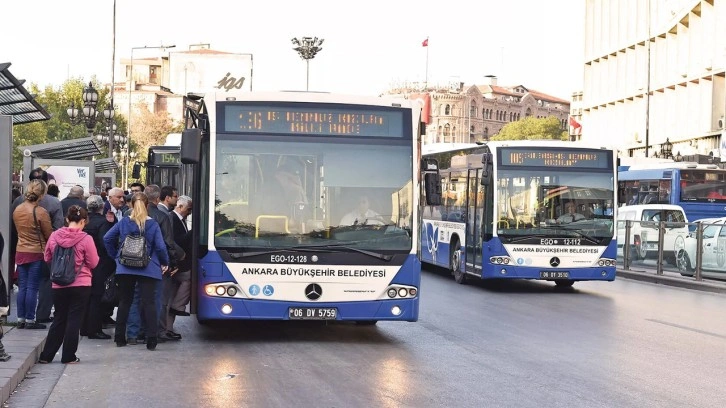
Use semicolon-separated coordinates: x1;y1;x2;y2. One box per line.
131;162;142;179
180;128;202;164
424;173;442;205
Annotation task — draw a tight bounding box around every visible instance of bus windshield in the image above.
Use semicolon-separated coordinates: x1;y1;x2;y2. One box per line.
213;138;413;251
496;168;615;240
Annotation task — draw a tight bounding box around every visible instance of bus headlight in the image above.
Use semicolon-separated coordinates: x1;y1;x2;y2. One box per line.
387;288;397;298
227;286;238;297
398;288;408;297
215;286;226;296
205;286;216;296
391;306;402;316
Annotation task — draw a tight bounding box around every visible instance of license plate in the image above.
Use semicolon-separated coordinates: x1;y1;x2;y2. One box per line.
540;271;570;279
288;307;338;320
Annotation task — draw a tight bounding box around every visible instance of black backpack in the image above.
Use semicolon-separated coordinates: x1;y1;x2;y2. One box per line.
50;244;78;286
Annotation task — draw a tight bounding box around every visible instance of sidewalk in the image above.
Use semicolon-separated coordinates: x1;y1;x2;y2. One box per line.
617;267;726;294
0;325;47;403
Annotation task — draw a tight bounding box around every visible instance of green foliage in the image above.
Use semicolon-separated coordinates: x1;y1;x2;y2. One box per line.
11;78;130;172
491;116;566;141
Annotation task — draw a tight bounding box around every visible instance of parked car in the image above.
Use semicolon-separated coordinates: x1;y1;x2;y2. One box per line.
616;204;689;266
678;216;726;276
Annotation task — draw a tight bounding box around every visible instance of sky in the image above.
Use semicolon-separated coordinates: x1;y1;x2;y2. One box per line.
1;0;585;100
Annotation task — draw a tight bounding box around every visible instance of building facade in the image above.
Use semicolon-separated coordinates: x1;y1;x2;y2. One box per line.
116;44;254;126
387;76;570;144
582;0;726;158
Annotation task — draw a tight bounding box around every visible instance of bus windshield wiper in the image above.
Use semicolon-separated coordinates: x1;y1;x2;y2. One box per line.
293;244;393;261
228;249;288;259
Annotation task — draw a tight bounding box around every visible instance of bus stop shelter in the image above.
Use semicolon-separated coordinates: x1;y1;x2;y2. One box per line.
1;62;51;306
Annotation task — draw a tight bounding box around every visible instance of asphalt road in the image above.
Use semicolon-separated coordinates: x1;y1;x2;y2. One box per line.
7;267;726;408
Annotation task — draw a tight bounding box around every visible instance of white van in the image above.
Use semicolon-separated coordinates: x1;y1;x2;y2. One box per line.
616;204;688;265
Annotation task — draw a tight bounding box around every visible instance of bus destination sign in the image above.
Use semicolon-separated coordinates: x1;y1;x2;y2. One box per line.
501;148;611;169
223;105;404;137
150;152;181;166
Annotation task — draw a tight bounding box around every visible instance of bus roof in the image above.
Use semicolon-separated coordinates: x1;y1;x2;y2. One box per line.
422;140;616;156
618;161;723;171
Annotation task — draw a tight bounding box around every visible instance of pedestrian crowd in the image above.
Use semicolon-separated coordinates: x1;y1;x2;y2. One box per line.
4;169;192;363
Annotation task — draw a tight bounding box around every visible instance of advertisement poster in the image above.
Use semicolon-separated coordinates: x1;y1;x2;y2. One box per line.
41;164;92;198
94;173;115;192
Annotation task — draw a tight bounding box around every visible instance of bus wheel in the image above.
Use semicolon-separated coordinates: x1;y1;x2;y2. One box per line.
355;321;378;326
554;279;575;288
451;243;466;284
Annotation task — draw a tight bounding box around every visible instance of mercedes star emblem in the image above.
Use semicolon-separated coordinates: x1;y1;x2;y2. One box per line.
305;283;322;300
550;257;561;267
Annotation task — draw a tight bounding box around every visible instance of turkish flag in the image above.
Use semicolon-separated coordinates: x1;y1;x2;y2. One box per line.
410;93;431;124
422;38;429;47
569;116;581;129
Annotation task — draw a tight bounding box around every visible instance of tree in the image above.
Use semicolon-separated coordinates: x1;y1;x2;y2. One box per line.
11;78;126;171
129;101;183;155
491;116;568;141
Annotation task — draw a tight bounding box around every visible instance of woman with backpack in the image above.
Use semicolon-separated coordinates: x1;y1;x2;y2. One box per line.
38;205;99;364
103;192;169;351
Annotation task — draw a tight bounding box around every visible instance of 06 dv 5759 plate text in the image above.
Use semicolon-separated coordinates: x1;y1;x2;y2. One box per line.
288;307;338;320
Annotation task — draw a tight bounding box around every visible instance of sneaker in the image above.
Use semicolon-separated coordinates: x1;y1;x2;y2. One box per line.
24;322;47;330
16;322;25;329
127;338;138;345
0;353;11;362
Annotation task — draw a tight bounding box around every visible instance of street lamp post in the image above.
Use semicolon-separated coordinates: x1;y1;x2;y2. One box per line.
67;82;117;158
291;37;324;91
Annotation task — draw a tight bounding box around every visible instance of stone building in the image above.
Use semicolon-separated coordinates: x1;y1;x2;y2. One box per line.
386;76;570;144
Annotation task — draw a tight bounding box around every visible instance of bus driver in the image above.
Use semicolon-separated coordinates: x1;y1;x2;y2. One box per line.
557;202;585;224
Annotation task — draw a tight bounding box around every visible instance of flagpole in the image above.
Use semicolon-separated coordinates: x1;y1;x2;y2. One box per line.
424;37;429;89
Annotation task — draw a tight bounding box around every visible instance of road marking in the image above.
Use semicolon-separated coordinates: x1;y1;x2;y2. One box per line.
646;319;726;339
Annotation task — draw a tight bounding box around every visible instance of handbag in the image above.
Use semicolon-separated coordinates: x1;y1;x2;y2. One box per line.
101;273;118;304
119;224;150;268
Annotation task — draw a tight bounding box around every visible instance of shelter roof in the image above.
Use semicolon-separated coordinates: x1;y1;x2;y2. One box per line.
0;62;51;124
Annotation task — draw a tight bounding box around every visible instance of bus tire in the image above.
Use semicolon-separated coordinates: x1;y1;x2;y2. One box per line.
554;279;575;288
451;241;466;284
355;320;378;326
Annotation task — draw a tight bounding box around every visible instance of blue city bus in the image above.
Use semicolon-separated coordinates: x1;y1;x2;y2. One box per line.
617;162;726;223
181;91;422;324
420;141;618;287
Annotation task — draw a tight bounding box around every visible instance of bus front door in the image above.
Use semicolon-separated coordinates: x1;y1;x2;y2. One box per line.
466;169;483;272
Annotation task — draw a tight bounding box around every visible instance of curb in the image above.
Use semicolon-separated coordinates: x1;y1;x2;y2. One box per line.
0;326;47;404
617;269;726;294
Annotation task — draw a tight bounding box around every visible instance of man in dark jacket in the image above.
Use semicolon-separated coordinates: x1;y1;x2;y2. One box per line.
60;185;87;218
81;195;114;339
166;195;193;339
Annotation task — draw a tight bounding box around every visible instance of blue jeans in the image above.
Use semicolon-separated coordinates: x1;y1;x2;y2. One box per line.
126;279;162;338
16;260;44;321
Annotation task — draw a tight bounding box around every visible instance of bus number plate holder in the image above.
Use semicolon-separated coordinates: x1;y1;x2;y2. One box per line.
288;307;338;320
540;271;570;279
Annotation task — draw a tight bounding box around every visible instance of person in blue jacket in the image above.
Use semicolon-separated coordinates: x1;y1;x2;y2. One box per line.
104;192;169;350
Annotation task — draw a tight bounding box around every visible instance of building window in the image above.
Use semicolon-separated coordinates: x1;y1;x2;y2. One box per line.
443;123;451;138
526;108;532;117
149;66;158;84
445;104;451;115
484;127;489;139
470;101;477;117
